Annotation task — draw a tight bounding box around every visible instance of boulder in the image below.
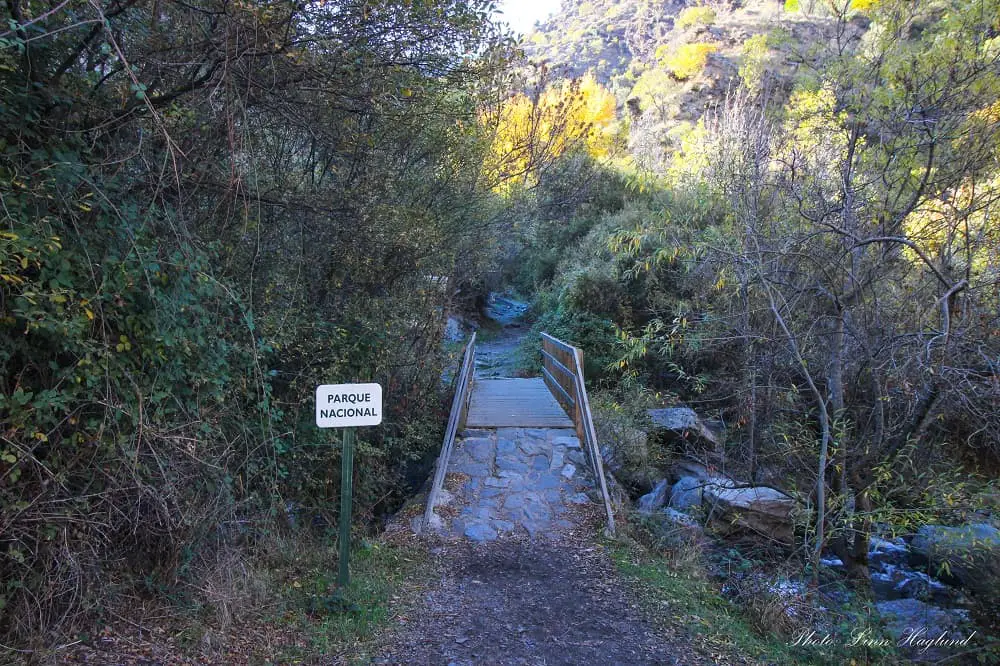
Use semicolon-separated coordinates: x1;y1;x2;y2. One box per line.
637;479;671;514
597;425;658;492
647;407;724;448
869;536;910;569
910;523;1000;599
673;459;711;481
669;475;705;510
703;483;796;545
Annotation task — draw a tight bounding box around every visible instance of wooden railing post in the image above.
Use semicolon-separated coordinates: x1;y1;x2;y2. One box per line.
541;332;616;535
420;332;476;533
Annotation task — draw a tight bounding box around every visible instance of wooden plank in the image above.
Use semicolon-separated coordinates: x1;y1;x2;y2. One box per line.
542;367;575;408
541;331;576;356
465;378;574;428
541;349;576;379
542;368;576;411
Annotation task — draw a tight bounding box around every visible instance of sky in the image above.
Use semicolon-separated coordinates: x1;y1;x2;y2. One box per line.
494;0;563;36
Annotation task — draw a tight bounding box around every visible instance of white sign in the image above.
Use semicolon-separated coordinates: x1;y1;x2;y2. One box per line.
315;383;383;428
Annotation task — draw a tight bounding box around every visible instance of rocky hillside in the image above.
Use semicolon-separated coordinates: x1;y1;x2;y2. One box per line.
522;0;689;86
523;0;854;169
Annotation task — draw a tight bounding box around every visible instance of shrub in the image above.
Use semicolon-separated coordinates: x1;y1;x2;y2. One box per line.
739;34;770;93
676;6;717;29
661;43;719;80
560;270;625;319
526;307;619;383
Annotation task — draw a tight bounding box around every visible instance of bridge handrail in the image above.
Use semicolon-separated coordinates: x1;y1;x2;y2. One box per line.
541;332;616;535
421;332;476;532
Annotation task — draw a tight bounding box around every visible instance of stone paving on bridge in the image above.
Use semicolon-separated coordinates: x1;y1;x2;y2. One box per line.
431;427;600;542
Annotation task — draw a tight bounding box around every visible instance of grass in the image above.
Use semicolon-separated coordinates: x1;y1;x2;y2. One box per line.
609;540;801;664
259;537;428;665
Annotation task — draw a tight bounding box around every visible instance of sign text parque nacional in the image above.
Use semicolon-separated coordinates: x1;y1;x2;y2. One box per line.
315;383;383;428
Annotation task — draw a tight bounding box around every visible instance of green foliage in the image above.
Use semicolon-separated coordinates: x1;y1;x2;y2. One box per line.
0;0;506;645
609;542;808;664
0;132;275;637
675;6;717;29
739;34;770;93
628;68;679;113
527;306;619;383
516;1;1000;629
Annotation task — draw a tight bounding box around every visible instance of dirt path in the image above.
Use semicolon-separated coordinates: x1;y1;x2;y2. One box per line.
474;294;530;379
375;537;681;665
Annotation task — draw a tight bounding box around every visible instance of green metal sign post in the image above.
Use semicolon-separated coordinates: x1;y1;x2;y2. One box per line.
338;427;356;588
315;383;382;591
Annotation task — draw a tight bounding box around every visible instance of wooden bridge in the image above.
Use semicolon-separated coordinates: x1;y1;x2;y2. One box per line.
422;332;616;534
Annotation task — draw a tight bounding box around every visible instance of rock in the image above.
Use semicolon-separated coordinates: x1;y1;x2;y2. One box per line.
535;475;560;490
647;406;723;447
549;447;565;471
461;438;494;462
669;476;705;510
524;502;552;522
433;488;454;507
484;476;509;488
637;479;671;514
518;437;548;456
464;522;498;542
553;435;581;449
597;426;658;492
876;599;971;659
493;519;515;533
662;507;700;529
673;459;710;481
567;492;590;505
561;463;576;479
703;482;796;545
409;515;420;533
910;523;1000;599
497;438;517;455
496;456;529;473
869;536;910;568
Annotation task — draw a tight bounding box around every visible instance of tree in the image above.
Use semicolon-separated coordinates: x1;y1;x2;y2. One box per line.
705;0;1000;580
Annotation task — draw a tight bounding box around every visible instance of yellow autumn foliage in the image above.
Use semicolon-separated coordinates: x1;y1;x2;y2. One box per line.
676;6;716;29
482;72;616;192
661;42;719;80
